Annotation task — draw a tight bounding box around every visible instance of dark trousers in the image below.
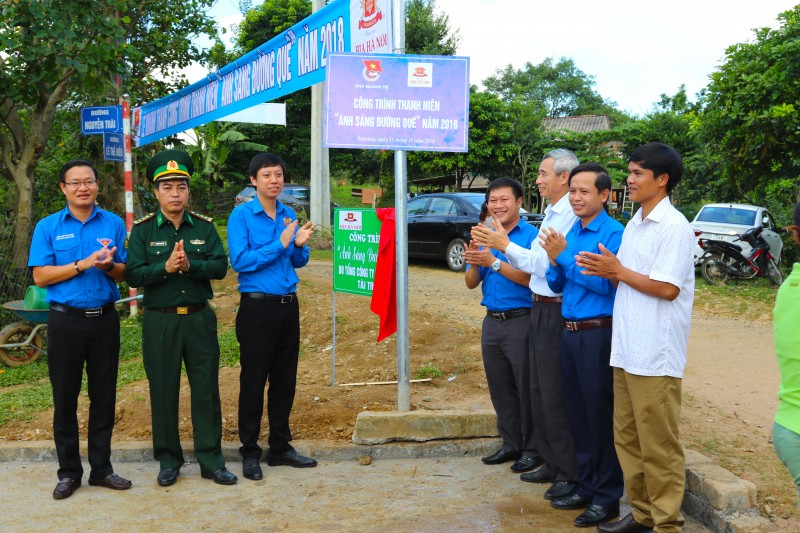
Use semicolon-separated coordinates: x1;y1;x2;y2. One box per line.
481;313;536;457
236;296;300;459
47;307;120;481
560;326;623;508
142;306;224;472
529;301;576;481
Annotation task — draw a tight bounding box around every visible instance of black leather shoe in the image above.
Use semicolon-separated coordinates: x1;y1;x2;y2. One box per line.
266;448;317;468
597;513;653;533
242;458;263;480
157;468;180;487
520;468;554;483
573;504;620;527
53;478;81;500
201;467;238;485
510;455;543;473
88;473;132;490
481;448;520;465
550;491;591;510
543;480;577;500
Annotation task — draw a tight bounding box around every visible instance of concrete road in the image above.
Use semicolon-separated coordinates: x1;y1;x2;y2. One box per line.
2;453;710;532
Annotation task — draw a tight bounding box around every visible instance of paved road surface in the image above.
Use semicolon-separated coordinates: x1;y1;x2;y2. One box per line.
2;453;710;532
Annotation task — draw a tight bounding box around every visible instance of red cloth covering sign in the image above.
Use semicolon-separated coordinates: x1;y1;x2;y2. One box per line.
370;208;397;341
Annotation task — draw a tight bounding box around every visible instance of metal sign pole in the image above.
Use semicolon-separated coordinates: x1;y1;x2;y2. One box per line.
392;0;409;412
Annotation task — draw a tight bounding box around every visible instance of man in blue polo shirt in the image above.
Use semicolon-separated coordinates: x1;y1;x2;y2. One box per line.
28;159;131;500
227;152;316;481
464;178;541;474
539;163;624;527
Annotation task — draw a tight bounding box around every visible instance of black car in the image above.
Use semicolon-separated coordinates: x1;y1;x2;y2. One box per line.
407;192;541;272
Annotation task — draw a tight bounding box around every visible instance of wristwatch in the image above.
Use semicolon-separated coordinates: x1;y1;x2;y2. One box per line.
491;259;502;272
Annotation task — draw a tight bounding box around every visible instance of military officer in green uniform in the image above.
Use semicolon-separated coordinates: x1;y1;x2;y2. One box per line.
126;149;237;487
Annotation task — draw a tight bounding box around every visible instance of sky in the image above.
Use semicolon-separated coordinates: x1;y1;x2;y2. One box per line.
200;0;798;116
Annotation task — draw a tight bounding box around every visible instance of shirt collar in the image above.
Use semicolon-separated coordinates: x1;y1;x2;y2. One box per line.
60;204;99;223
544;193;571;215
249;196;288;218
578;209;610;232
156;210;193;227
640;196;673;224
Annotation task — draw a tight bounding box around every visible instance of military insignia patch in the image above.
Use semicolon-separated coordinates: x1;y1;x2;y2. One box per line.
149;241;167;247
190;239;205;245
167;160;179;170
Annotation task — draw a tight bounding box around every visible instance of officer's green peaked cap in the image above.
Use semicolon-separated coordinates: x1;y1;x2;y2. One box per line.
146;149;194;182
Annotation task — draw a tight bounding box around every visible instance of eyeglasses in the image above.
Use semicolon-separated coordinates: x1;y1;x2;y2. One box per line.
63;180;98;188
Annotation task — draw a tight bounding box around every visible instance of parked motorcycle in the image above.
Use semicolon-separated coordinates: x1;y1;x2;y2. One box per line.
698;226;783;286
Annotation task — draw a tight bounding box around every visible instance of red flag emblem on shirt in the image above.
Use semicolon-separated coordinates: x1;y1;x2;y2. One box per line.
97;238;112;247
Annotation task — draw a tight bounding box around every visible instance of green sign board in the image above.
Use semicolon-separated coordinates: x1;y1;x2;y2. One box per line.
332;208;381;296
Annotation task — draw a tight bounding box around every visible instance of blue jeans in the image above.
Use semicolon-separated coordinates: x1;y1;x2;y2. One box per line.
774;421;800;509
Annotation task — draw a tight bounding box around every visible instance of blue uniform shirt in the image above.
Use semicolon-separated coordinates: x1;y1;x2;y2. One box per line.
546;209;624;320
468;219;537;312
28;205;128;307
227;197;310;294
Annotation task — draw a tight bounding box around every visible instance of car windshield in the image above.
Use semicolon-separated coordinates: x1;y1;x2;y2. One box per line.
695;207;757;226
464;196;485;212
286;188;310;201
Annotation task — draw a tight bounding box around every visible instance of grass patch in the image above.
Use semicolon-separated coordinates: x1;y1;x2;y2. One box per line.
218;327;241;367
414;363;444;380
693;275;778;321
0;383;53;425
311;249;333;261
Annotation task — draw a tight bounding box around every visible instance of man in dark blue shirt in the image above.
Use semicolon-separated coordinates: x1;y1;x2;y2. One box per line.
539;163;624;527
28;159;131;500
228;152;316;481
464;178;541;473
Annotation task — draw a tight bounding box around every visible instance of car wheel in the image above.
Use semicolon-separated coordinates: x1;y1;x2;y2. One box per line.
445;238;467;272
766;258;783;286
700;254;732;286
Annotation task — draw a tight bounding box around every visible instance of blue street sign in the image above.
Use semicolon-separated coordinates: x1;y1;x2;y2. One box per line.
103;133;125;162
81;106;122;134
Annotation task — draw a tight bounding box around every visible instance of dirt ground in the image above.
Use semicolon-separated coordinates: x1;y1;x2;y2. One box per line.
1;259;797;530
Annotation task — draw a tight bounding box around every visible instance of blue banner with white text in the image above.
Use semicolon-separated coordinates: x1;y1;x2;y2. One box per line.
133;0;393;147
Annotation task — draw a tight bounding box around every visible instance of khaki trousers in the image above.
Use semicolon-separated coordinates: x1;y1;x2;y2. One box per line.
613;368;685;533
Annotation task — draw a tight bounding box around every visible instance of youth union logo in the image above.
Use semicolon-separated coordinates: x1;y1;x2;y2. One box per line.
362;59;382;82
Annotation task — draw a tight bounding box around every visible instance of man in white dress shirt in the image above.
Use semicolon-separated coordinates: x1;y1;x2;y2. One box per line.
472;149;581;503
576;143;695;533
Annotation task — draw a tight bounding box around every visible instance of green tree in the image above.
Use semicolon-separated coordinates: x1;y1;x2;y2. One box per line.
698;5;800;205
0;0;217;267
405;0;460;55
484;57;621;119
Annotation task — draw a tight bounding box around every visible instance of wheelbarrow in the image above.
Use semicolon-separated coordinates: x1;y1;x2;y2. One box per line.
0;295;142;368
0;301;48;367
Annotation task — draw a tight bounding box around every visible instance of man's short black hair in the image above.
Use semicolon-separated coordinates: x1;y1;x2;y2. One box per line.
629;142;684;193
59;159;97;183
485;177;523;202
568;162;612;194
249;152;286;179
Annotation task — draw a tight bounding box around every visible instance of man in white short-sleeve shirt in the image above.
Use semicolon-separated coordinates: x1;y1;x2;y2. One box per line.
577;143;695;533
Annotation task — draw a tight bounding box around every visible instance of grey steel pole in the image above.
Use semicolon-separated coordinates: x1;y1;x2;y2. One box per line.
310;0;331;228
392;0;410;412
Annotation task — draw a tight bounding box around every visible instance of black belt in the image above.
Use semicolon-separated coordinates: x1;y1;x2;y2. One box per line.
242;292;296;304
487;308;531;321
149;302;207;315
533;294;562;304
50;302;115;318
565;317;613;332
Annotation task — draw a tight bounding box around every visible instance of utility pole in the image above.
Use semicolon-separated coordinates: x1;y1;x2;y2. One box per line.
310;0;331;227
